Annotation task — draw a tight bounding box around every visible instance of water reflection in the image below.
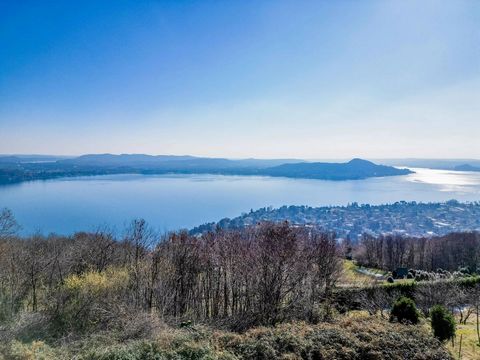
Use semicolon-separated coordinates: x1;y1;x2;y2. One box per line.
405;168;480;193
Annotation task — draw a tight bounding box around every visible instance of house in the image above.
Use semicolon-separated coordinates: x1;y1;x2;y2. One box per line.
393;267;409;279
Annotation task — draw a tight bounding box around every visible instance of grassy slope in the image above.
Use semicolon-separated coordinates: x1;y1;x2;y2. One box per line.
339;260;396;287
445;315;480;360
338;260;375;287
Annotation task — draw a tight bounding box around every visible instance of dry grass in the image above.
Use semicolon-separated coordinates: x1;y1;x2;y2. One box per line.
0;314;453;359
338;260;396;287
339;260;419;288
445;315;480;360
338;260;375;287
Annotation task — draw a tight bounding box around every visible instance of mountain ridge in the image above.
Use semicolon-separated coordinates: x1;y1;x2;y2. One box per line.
454;164;480;172
0;154;413;184
262;158;412;180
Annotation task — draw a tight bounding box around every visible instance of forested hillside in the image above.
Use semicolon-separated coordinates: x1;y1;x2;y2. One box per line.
0;209;478;358
0;155;411;184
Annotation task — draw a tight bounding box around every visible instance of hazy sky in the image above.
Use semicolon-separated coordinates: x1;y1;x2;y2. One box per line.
1;0;479;159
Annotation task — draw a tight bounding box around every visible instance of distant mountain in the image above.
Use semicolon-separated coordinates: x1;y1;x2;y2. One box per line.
59;153;301;169
0;155;71;163
59;154;199;167
0;156;22;164
454;164;480;172
0;155;412;185
375;158;480;170
261;158;412;180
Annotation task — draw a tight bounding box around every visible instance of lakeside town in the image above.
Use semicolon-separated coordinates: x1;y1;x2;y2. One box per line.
192;201;480;240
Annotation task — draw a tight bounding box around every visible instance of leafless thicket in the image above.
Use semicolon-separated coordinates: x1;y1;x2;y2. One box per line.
0;214;341;331
355;232;480;271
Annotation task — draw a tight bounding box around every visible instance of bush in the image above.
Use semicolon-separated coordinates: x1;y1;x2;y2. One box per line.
430;305;455;342
1;317;453;360
49;267;132;336
390;296;420;324
384;281;416;299
2;340;57;360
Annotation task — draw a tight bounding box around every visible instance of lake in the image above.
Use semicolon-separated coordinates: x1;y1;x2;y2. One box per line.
1;168;480;235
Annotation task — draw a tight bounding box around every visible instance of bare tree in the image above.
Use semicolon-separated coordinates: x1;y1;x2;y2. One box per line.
0;208;19;239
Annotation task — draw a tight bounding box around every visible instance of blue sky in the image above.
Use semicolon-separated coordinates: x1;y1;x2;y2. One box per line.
1;0;479;158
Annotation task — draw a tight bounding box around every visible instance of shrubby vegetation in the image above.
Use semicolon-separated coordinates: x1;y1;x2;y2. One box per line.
0;212;341;334
0;209;472;358
0;317;452;359
430;305;456;342
389;296;420;324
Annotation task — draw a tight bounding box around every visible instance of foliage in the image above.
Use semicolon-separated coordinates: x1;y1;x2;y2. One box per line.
64;267;129;294
384;281;417;299
50;267;131;335
2;340;57;360
0;317;452;360
430;305;456;342
0;216;476;359
390;296;420;324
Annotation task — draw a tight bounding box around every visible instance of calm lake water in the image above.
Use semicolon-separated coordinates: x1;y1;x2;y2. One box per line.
1;168;480;235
